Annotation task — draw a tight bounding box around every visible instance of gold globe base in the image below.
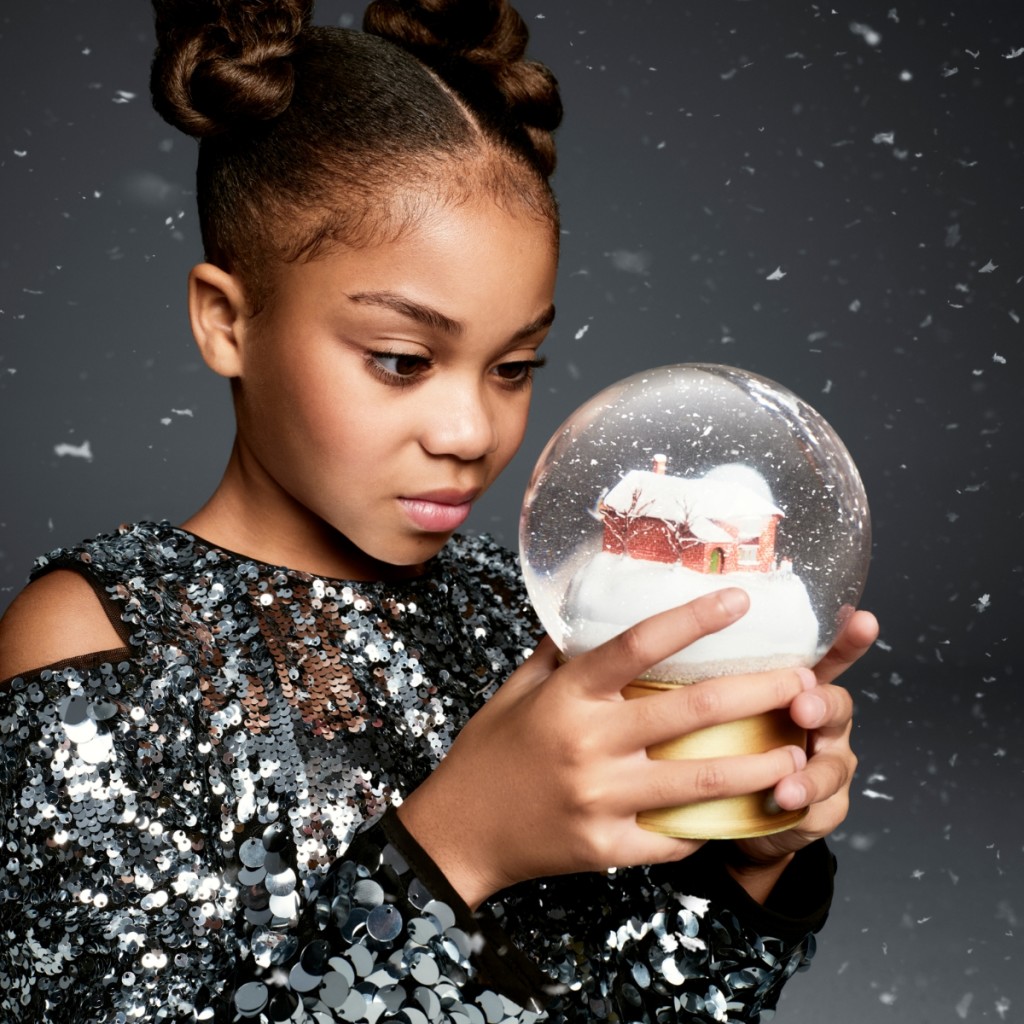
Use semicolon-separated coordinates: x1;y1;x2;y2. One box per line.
623;680;808;840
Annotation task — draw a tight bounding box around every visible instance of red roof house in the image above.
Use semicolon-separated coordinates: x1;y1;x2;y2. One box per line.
599;456;783;574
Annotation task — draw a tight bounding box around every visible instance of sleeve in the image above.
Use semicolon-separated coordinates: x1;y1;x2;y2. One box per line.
226;807;555;1023
0;658;234;1023
223;813;833;1024
488;842;834;1024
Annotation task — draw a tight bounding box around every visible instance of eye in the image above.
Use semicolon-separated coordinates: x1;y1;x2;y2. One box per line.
493;357;547;386
373;352;429;377
367;351;432;386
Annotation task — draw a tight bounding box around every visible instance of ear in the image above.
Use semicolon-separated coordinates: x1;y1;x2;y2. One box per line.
188;263;253;379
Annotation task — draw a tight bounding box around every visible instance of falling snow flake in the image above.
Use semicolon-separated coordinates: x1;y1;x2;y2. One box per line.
979;259;998;273
872;131;895;145
993;353;1006;364
607;249;651;274
54;441;93;462
112;90;136;104
574;324;590;340
766;266;787;281
1005;46;1024;59
862;788;895;801
850;22;881;46
974;593;991;612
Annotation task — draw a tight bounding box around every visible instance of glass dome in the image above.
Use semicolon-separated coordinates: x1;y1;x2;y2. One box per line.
520;363;871;683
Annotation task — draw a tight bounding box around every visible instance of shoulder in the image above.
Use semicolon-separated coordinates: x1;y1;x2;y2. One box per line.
0;521;192;684
0;570;126;682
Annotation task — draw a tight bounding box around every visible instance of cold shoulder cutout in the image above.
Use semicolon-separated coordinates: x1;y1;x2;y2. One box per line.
0;569;129;685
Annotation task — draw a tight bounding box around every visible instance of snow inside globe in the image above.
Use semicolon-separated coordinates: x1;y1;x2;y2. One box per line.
519;363;871;838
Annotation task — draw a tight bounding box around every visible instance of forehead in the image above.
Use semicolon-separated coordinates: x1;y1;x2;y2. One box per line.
265;194;557;322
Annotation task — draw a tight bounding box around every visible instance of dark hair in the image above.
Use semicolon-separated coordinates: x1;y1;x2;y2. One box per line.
150;0;562;307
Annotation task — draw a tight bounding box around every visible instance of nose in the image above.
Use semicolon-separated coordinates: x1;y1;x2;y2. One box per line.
419;378;499;461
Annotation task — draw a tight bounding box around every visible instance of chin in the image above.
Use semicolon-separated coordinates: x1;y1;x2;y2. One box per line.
364;533;454;576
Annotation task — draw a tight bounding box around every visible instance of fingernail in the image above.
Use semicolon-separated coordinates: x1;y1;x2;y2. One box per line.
790;745;808;771
804;693;827;726
796;667;816;690
717;588;748;617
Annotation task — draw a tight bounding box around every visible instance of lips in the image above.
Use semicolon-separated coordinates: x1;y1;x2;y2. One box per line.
398;489;479;533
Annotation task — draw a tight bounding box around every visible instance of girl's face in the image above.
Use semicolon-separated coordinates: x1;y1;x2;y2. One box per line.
224;196;557;579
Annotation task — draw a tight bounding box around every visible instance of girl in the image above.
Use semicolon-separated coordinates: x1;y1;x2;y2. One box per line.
0;1;877;1021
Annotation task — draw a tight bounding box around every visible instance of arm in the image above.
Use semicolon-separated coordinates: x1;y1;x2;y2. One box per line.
0;656;238;1022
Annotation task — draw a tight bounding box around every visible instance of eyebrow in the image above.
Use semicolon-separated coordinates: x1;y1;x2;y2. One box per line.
346;290;556;342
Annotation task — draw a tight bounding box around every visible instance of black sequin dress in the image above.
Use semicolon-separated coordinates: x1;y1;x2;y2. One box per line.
0;522;835;1023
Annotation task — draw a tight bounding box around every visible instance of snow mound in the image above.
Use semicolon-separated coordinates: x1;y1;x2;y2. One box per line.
562;551;821;682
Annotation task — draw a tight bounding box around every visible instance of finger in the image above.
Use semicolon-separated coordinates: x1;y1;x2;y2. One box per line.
814;610;879;686
567;588;751;699
623;665;816;749
789;682;854;732
773;745;856;811
639;744;807;812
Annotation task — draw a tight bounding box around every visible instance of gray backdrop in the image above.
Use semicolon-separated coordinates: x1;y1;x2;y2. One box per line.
2;1;1021;1020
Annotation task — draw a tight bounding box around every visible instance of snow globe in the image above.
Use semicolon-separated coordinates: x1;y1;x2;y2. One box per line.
519;363;871;839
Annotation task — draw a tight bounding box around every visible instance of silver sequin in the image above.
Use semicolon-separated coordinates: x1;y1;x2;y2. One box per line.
1;522;822;1024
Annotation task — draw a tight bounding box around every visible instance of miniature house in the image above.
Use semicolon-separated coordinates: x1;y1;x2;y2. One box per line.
599;456;783;574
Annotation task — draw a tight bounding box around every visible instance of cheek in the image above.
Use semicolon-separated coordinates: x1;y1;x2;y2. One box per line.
496;395;532;460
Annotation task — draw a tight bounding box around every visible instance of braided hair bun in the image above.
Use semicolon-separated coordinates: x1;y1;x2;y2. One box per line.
150;0;313;137
148;0;560;303
364;0;562;176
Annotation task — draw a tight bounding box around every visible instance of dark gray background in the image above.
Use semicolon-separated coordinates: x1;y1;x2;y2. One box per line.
2;1;1021;1019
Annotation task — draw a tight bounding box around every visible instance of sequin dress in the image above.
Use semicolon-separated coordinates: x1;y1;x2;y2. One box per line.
1;522;834;1023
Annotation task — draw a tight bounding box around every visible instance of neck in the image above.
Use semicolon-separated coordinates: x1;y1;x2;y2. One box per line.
181;438;427;582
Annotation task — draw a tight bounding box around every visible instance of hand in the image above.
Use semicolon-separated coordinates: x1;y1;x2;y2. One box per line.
398;588;819;909
726;610;880;891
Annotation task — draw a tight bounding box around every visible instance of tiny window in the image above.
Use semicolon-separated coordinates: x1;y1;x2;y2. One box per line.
738;544;759;565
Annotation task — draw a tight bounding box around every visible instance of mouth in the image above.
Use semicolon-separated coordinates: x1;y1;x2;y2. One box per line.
398;489;479;533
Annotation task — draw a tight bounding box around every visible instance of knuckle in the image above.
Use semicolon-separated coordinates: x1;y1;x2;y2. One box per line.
676;601;706;637
693;761;728;800
616;624;646;666
561;730;598;770
583;833;617;870
685;683;721;723
835;684;855;720
565;773;605;816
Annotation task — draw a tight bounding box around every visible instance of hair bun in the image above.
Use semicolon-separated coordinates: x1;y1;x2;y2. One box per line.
150;0;313;137
364;0;562;175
